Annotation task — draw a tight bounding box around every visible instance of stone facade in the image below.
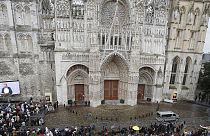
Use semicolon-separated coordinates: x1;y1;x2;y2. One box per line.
0;0;209;107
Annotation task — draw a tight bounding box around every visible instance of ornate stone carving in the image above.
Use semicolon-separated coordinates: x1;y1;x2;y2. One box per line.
42;0;54;14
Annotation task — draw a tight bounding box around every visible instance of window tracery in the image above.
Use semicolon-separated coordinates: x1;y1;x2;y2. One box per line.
72;0;84;19
15;5;31;26
101;1;128;27
56;0;70;17
0;34;11;51
182;57;192;85
170;56;180;84
18;34;33;53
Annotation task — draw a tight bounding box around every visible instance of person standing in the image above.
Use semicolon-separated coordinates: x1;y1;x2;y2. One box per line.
1;83;13;95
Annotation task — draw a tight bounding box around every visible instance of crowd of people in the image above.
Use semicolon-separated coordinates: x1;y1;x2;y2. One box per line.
0;100;50;136
0;100;209;136
0;122;207;136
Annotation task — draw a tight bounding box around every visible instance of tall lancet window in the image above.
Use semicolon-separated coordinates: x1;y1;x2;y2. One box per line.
16;6;23;25
0;4;8;25
24;6;31;25
0;35;4;50
170;56;180;84
182;57;192;85
193;8;200;26
26;35;33;52
175;29;182;49
179;6;185;24
4;34;11;51
72;0;84;19
18;35;26;52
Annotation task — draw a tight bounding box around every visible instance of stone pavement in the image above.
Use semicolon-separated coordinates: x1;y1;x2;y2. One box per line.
45;101;210;130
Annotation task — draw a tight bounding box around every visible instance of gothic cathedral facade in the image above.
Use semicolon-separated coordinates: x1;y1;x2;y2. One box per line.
0;0;209;107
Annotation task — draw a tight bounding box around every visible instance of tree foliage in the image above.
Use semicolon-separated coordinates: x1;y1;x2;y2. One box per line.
198;62;210;92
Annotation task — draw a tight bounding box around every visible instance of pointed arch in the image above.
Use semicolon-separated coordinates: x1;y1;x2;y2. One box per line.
101;52;129;101
179;6;186;24
0;4;8;25
26;35;32;52
100;52;129;71
139;67;155;85
4;34;11;51
16;5;23;25
24;6;31;25
18;34;26;52
182;57;192;85
65;64;89;102
193;7;200;25
170;56;180;84
66;64;89;78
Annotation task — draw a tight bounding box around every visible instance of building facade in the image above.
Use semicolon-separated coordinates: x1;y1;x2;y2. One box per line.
0;0;209;107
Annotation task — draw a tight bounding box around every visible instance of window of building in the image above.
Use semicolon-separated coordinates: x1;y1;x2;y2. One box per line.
182;57;192;85
170;57;180;84
0;34;11;51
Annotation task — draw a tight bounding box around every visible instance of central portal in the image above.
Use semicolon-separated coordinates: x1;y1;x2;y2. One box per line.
75;84;84;101
104;80;118;100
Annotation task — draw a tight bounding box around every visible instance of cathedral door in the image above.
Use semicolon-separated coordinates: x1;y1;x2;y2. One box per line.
104;80;118;100
137;84;145;101
75;84;84;101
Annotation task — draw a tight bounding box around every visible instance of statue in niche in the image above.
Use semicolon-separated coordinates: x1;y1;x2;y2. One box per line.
42;0;50;14
173;8;180;21
42;0;54;14
187;10;194;25
49;0;55;14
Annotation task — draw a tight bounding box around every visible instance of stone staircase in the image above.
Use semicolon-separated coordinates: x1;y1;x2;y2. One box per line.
104;100;120;105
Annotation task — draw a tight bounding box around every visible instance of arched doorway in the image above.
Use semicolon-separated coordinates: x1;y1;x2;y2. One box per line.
101;53;128;101
138;67;155;103
66;65;89;103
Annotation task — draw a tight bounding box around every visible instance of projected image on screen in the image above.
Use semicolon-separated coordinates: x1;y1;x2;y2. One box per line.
0;81;20;96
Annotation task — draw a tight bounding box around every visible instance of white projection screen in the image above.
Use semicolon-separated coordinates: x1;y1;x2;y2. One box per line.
0;81;20;96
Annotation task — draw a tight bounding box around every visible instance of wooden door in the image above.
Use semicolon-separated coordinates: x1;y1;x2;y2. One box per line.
137;84;145;100
104;80;118;100
75;84;84;101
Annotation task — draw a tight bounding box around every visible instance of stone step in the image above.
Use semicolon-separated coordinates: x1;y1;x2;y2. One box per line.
105;100;120;105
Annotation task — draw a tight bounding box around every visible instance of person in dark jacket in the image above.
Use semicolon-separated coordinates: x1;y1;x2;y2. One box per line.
1;83;13;95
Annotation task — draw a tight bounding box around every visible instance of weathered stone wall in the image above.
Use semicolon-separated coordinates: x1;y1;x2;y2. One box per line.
165;0;210;101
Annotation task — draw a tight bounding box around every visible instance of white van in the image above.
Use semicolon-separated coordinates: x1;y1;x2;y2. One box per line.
156;111;179;122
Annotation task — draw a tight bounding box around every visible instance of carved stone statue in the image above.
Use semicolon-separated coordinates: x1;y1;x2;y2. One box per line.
173;8;180;22
187;11;194;25
42;0;50;14
42;0;54;14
